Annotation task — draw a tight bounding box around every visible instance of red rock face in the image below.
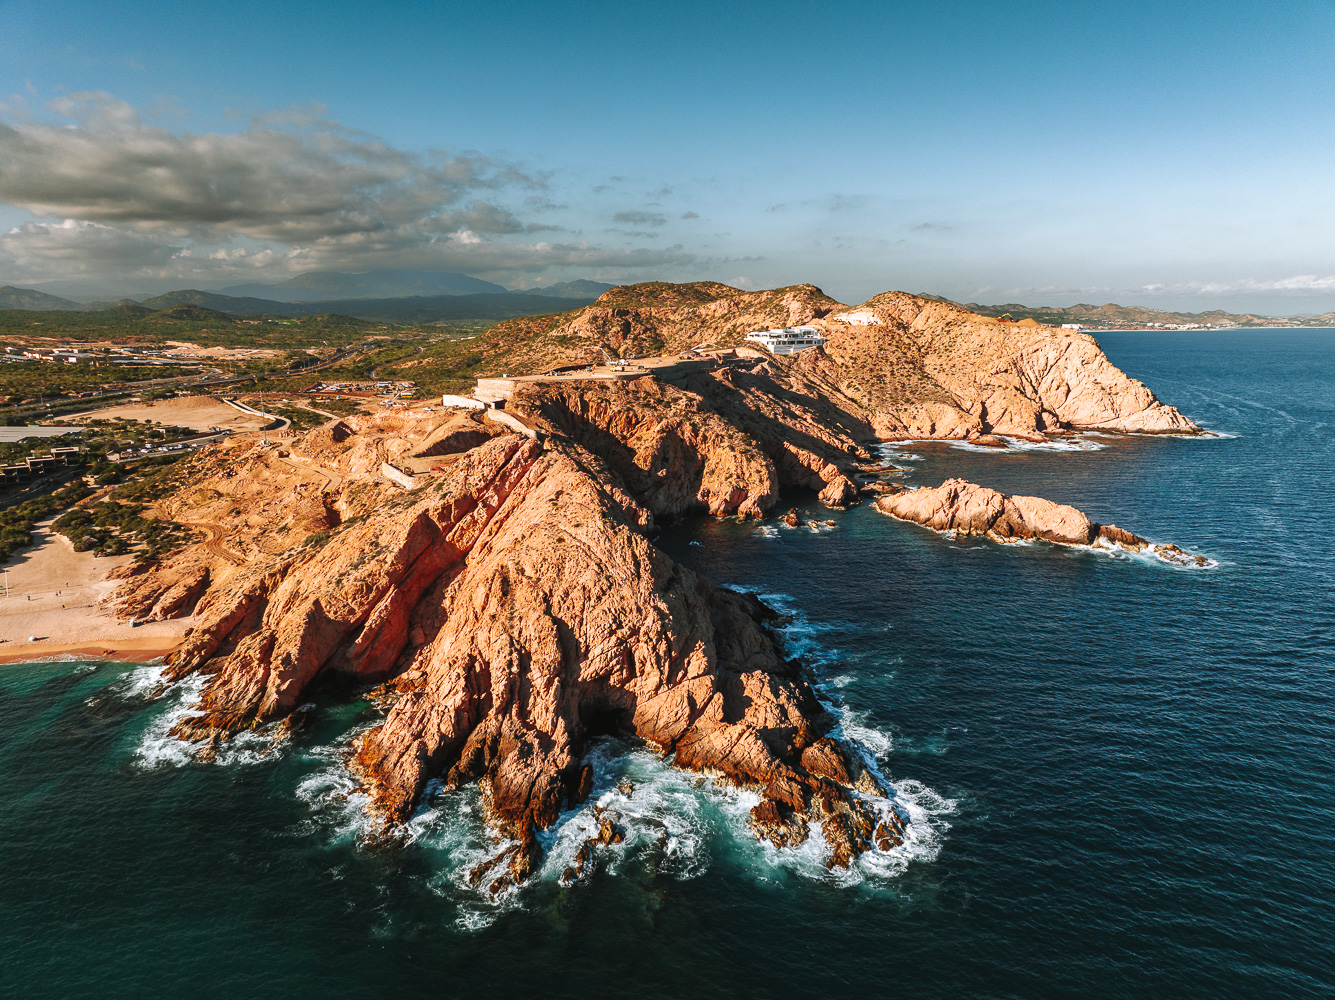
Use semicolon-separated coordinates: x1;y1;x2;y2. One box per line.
510;368;867;519
153;433;903;885
481;282;1201;444
874;478;1175;557
105;282;1209;889
824;293;1202;439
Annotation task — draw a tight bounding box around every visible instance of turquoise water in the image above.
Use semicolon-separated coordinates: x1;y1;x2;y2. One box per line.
2;330;1332;998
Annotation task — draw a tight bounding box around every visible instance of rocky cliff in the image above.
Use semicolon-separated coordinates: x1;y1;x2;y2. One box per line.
821;293;1201;439
479;282;1201;444
120;411;906;886
508;354;872;518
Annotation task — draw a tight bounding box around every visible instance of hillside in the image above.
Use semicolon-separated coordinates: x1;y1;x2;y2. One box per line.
0;286;85;310
519;279;616;299
464;281;1197;440
476;282;844;372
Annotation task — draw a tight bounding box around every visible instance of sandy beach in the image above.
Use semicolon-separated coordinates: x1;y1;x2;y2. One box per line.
0;524;194;664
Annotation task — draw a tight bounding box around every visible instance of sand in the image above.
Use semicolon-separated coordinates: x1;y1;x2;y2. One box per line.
61;395;268;433
0;524;193;663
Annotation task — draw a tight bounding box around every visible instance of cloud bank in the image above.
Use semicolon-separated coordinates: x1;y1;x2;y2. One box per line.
0;93;695;292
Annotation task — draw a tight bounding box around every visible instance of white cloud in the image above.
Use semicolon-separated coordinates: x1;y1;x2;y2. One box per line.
0;93;696;290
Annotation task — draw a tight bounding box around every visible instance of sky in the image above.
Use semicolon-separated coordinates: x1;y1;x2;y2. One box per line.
2;0;1334;312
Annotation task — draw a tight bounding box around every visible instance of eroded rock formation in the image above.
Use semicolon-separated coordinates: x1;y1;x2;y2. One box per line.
508;362;870;519
820;293;1202;439
479;281;1202;444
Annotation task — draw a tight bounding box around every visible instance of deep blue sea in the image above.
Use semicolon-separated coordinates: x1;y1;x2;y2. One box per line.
2;330;1332;999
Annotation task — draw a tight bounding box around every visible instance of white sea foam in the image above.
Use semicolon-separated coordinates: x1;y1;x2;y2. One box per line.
113;662;173;700
949;434;1108;453
875;442;924;463
1087;536;1220;571
268;587;954;919
293;747;372;842
123;666;285;769
753;524;780;539
536;743;713;884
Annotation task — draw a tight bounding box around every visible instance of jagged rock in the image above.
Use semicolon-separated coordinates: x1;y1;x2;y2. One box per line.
145;430;896;879
820;292;1202;438
485;283;1199;444
103;281;1209;890
593;807;625;845
1097;523;1148;549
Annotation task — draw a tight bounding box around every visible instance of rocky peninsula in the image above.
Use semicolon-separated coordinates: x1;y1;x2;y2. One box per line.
97;283;1202;883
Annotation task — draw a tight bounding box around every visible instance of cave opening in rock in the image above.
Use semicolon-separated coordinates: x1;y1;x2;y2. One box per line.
578;700;634;741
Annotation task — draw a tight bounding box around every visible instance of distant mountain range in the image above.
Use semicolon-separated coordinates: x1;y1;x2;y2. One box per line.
218;269;510;301
0;271;616;324
517;279;616;299
11;273;1332;329
216;269;614;302
927;296;1335;329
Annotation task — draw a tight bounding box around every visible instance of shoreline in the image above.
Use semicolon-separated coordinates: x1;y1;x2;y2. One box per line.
0;636;181;665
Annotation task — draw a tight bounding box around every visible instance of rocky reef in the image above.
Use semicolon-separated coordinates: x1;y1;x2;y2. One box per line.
876;478;1210;565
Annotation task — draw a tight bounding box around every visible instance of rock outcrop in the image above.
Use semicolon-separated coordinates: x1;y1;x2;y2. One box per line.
509;361;871;519
876;478;1209;565
820;293;1202;439
876;478;1101;545
140;423;905;886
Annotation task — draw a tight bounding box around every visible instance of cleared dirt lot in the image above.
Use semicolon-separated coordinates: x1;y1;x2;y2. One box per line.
63;395;268;432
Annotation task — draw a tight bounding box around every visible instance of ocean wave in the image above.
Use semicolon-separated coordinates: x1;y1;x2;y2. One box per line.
291;727;383;844
875;443;924;463
119;664;288;769
1088;537;1220;571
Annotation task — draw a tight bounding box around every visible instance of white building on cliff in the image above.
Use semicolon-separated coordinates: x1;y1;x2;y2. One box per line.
744;325;827;354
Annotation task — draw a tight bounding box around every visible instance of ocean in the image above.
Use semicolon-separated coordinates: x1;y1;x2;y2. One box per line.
2;330;1331;999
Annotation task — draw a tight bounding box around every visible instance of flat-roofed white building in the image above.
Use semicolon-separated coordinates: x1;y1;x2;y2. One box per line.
743;325;827;354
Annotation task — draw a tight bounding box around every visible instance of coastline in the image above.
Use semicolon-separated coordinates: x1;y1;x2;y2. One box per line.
0;636;181;665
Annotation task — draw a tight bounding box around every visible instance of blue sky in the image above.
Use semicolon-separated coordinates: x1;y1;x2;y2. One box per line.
2;0;1334;311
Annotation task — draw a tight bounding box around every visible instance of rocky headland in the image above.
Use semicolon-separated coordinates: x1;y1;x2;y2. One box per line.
99;283;1205;886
